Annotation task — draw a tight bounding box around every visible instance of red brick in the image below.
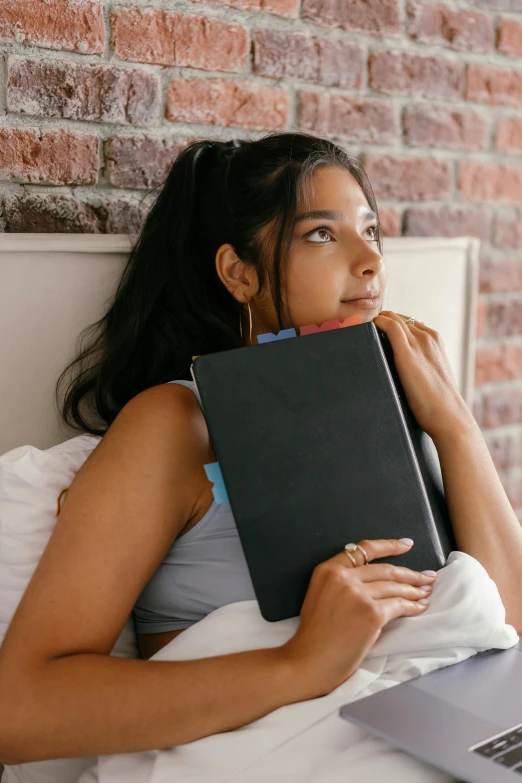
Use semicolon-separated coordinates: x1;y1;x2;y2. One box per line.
407;2;493;53
378;207;402;237
484;386;522;427
489;297;522;336
363;156;452;201
298;93;397;144
467;64;522;107
404;206;491;242
475;341;522;385
483;430;522;471
404;106;487;151
253;30;363;89
7;57;160;125
105;136;187;189
477;298;487;338
495;211;522;249
370;51;464;100
0;0;104;54
193;0;298;17
166;79;288;130
480;256;522;293
302;0;400;34
497;18;522;55
459;162;522;203
496;118;522;155
3;194;148;234
112;7;249;73
0;127;98;185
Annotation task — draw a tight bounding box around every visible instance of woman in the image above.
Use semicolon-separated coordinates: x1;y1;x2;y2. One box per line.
0;131;521;766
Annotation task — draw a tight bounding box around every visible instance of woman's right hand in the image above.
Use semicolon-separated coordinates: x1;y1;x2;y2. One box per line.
279;538;437;699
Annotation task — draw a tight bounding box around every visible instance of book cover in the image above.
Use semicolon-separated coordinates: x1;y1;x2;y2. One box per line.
192;321;456;621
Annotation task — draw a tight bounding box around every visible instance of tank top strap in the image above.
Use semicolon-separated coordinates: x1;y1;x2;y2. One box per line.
166;378;201;407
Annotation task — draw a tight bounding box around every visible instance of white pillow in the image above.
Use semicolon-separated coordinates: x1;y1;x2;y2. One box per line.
0;434;140;783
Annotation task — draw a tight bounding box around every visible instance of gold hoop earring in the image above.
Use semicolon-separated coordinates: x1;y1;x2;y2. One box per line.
239;301;252;344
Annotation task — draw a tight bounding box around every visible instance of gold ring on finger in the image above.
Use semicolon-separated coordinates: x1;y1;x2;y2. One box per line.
343;546;357;568
345;542;369;566
357;544;369;565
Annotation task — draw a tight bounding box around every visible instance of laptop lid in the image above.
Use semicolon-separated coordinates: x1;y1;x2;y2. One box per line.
340;643;522;783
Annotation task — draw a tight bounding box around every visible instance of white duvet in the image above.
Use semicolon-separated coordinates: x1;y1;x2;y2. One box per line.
72;551;518;783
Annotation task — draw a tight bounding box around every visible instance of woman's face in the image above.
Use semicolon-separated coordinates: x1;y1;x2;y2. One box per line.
216;164;388;343
284;165;387;330
249;165;387;339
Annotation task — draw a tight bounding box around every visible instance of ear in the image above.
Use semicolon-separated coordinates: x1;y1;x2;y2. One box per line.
215;243;259;303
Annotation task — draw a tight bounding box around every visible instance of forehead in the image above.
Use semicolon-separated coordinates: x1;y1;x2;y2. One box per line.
298;165;369;214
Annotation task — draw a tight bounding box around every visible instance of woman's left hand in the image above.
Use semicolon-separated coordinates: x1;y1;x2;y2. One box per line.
372;310;473;441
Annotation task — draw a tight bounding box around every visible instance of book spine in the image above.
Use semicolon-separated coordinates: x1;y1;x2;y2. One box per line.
369;323;447;564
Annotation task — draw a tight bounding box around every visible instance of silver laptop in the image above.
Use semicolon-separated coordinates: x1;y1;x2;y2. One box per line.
340;639;522;782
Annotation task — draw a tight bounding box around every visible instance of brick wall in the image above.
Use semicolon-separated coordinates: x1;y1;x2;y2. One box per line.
1;0;522;516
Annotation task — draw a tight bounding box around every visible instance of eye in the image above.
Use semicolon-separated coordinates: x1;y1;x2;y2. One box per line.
306;226;333;243
364;224;379;243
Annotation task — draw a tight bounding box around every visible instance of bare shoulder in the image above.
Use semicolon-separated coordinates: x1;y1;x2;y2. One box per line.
90;381;215;523
0;381;213;677
119;381;212;460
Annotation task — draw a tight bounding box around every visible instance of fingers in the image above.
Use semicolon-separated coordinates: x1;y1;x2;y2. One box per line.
378;596;431;624
395;313;426;329
374;312;414;347
326;540;438;589
379;310;438;341
340;537;415;567
364;580;433;602
357;563;437;587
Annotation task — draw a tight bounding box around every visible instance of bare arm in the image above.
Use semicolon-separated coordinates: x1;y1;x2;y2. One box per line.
0;384;435;765
0;384;306;763
432;408;522;634
4;648;305;763
372;310;522;635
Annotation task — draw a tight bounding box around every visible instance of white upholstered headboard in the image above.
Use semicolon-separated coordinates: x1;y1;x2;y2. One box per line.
0;234;479;456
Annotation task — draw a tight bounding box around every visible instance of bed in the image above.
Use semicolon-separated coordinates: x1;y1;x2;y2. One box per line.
0;233;482;781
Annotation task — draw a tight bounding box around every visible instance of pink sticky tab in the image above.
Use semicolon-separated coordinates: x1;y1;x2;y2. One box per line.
339;315;363;328
300;319;340;336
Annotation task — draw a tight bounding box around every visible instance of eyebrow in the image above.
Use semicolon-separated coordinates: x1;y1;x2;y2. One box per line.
295;208;377;223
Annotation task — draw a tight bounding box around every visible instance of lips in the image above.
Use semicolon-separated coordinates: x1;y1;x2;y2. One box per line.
343;292;380;301
342;295;380;309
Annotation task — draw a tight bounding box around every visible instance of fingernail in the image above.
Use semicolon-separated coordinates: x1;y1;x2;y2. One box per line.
399;538;414;546
422;570;437;577
420;585;433;592
418;597;431;605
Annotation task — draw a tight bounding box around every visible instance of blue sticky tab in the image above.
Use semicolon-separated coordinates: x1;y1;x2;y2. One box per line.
257;328;297;344
204;462;229;504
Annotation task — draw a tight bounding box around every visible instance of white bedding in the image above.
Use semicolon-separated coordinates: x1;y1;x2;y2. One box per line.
73;551;518;783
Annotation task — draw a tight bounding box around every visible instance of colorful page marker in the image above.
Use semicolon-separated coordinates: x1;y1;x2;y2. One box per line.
204;462;229;504
192;355;200;360
257;328;297;344
339;314;363;328
300;315;363;335
300;319;340;335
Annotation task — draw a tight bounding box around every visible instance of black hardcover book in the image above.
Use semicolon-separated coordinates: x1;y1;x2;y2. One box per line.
191;321;456;622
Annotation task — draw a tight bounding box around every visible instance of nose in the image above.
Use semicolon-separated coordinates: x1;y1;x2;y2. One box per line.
350;240;384;279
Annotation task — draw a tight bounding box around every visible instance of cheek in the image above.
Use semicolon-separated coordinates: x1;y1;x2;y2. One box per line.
290;272;325;301
287;260;344;305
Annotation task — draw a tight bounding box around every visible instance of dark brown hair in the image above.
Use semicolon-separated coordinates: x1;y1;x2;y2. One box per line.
55;131;382;436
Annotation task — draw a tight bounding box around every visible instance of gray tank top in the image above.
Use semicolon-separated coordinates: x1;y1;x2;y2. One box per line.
132;379;256;634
